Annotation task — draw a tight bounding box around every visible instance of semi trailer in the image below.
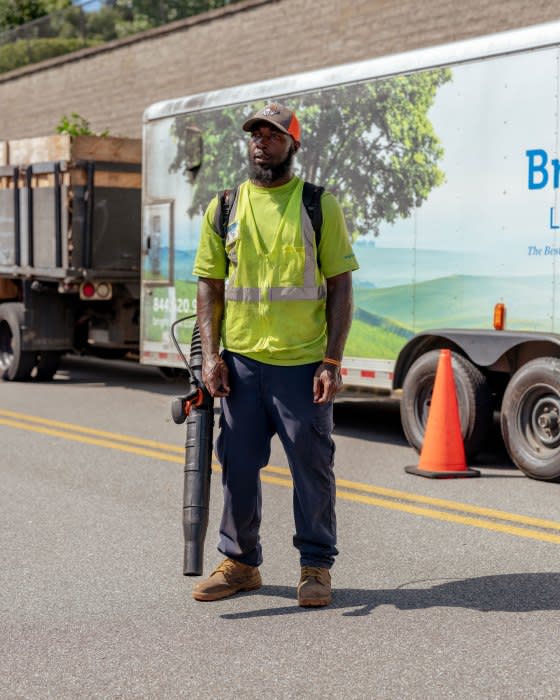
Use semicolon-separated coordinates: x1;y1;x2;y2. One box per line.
140;20;560;480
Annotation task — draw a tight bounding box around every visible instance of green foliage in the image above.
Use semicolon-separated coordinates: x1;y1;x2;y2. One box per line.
0;0;47;31
119;0;235;24
56;112;109;137
0;0;71;31
0;36;99;72
82;7;121;41
0;1;239;72
169;68;452;238
113;13;154;39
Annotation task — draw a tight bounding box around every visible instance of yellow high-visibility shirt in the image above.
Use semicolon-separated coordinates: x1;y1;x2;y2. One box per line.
193;176;359;365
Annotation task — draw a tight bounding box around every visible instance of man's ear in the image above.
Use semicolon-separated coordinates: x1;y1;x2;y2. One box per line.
292;140;301;154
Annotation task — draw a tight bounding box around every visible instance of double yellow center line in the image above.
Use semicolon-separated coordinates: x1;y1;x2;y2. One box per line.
2;408;560;544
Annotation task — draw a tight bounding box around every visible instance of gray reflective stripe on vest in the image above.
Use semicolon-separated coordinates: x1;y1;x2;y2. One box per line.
225;202;326;302
269;286;326;300
225;285;260;302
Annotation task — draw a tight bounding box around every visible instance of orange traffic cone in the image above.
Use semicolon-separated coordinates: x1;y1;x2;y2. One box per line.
405;349;480;478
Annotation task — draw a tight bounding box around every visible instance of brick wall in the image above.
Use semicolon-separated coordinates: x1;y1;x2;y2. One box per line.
0;0;559;140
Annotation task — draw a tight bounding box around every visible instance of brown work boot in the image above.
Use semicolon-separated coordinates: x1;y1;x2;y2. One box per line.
192;558;262;602
297;566;332;607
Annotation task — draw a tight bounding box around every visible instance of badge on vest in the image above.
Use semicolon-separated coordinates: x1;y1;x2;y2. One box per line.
226;221;239;244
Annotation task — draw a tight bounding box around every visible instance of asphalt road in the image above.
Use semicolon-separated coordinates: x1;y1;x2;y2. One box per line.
2;355;560;699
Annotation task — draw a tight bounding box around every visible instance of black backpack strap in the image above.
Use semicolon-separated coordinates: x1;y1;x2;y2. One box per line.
302;181;324;248
213;185;239;239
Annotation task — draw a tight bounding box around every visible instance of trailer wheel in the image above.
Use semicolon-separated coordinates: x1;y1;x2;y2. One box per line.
500;357;560;480
34;352;61;381
0;303;35;381
400;349;492;458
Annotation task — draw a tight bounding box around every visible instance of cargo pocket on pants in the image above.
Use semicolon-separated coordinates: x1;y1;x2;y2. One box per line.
311;402;335;465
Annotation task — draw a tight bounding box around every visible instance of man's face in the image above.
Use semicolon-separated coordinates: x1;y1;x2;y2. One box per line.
248;123;293;167
247;122;298;185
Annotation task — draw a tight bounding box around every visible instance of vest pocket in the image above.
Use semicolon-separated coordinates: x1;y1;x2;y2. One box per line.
276;245;305;286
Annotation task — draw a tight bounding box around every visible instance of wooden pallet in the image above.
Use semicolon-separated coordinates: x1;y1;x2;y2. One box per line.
7;134;141;166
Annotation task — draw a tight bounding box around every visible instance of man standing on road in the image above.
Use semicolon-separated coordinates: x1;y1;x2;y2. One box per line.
191;103;359;607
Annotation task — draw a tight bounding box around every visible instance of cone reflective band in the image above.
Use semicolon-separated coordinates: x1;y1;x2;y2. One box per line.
405;349;480;478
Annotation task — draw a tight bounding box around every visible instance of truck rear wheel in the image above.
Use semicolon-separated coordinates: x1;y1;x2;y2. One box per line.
34;352;61;381
400;349;493;458
500;357;560;480
0;303;35;381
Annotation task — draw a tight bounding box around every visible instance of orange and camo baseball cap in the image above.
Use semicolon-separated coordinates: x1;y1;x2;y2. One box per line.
242;103;301;143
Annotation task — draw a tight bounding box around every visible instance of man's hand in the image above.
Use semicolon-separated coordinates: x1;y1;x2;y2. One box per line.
313;362;343;404
318;271;352;404
202;352;230;397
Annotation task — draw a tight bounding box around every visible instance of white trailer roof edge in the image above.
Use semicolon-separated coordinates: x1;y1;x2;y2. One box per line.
144;19;560;123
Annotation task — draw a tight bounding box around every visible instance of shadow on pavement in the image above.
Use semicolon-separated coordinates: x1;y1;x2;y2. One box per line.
219;572;560;619
333;397;516;471
55;354;189;396
333;396;406;447
55;355;516;469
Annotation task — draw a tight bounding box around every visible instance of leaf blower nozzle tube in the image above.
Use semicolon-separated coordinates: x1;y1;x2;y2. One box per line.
181;323;214;576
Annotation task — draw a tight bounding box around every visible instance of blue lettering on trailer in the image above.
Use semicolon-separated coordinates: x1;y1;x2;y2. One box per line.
526;149;560;189
550;208;560;229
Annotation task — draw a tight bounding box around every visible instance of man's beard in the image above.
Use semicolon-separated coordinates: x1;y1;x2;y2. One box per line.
248;147;295;185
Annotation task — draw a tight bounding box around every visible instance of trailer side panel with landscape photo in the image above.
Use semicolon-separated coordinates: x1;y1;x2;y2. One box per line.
141;21;560;480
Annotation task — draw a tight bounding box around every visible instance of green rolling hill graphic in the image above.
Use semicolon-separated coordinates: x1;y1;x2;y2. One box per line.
348;274;557;359
143;274;556;360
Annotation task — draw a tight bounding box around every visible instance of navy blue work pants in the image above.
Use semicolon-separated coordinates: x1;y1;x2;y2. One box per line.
215;350;338;569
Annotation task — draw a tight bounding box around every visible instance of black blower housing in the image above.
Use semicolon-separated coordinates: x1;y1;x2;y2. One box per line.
172;323;214;576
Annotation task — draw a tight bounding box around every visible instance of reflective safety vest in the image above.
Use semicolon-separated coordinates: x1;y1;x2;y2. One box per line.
218;178;328;365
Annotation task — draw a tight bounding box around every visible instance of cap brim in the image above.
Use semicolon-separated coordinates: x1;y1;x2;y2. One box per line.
242;116;292;137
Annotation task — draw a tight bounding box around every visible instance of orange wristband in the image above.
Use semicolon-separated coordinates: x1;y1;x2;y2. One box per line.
323;357;341;367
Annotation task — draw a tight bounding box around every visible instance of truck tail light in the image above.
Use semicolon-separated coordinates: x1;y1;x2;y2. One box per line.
493;302;506;330
80;281;113;301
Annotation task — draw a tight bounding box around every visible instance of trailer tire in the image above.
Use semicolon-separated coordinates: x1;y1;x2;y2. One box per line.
500;357;560;480
0;303;35;381
400;349;492;458
34;352;61;381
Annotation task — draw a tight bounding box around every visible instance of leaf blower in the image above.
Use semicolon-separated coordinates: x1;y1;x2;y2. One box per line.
170;317;214;576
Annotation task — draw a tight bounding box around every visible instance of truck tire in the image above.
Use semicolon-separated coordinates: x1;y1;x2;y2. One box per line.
0;303;35;381
400;349;493;459
34;352;61;381
500;357;560;480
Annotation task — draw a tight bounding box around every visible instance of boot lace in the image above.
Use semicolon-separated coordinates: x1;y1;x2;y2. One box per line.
213;558;253;582
300;566;328;582
215;558;238;575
